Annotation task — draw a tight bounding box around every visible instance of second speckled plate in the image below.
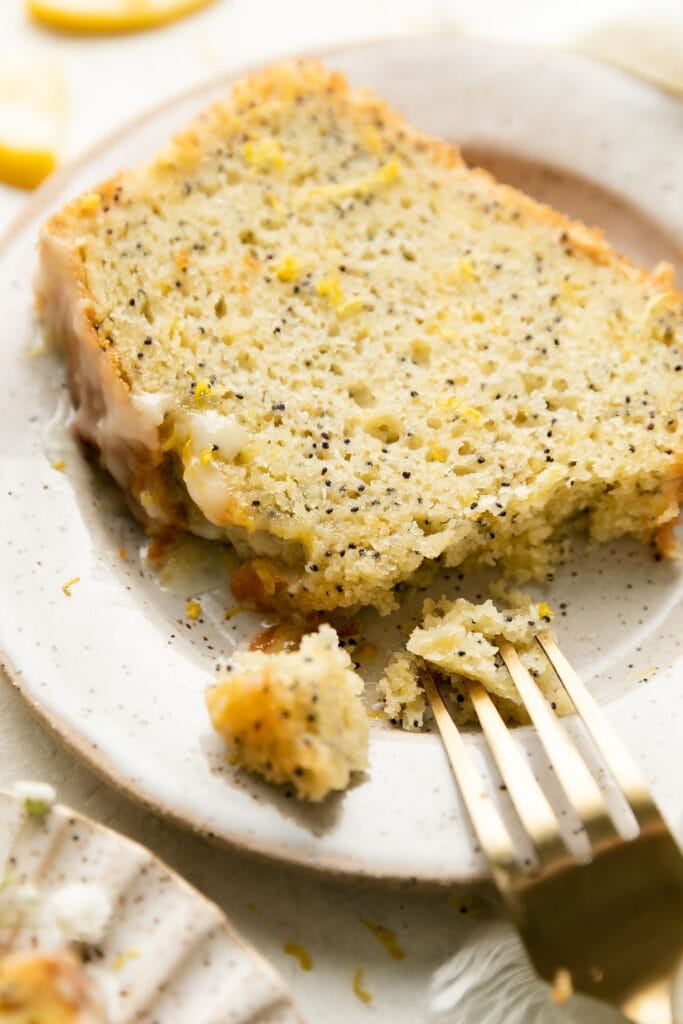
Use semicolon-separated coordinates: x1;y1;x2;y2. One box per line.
1;36;683;882
0;789;300;1023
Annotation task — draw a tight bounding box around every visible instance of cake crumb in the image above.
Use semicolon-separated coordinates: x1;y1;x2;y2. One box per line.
11;780;56;818
551;967;573;1004
380;590;567;728
206;625;368;800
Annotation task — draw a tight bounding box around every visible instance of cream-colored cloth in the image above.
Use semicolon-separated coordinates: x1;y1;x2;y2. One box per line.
575;16;683;97
429;918;627;1024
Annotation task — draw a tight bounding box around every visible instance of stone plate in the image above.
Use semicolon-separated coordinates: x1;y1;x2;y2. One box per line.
1;36;682;882
0;788;300;1022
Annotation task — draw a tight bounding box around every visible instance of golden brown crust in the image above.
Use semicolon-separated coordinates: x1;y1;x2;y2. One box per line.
231;558;297;613
655;519;682;559
35;223;195;536
43;58;674;297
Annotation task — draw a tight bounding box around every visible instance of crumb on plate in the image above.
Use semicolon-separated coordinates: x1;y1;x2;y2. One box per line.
11;780;56;818
206;624;368;801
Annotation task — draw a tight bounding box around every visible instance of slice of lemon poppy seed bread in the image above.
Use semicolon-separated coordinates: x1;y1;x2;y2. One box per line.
36;59;683;615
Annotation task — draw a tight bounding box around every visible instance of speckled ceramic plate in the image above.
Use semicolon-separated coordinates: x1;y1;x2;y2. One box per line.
1;36;683;883
0;788;300;1022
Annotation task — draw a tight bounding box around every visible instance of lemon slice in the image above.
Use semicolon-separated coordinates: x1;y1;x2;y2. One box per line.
26;0;217;33
0;60;65;190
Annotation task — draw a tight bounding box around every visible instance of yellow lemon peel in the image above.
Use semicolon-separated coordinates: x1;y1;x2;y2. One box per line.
352;966;373;1003
0;59;64;189
360;918;405;961
192;379;213;404
113;948;140;970
307;156;401;202
633;291;676;338
62;576;80;596
224;605;245;620
438;396;482;422
243;138;285;173
26;0;217;34
337;296;365;317
316;273;344;308
283;942;312;971
428;444;448;463
275;254;299;282
451;257;480;282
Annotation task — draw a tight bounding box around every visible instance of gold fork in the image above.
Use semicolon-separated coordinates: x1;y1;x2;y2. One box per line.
423;630;683;1024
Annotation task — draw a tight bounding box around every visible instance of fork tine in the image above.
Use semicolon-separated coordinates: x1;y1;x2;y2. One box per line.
536;631;661;831
498;641;617;851
421;669;519;887
467;681;568;866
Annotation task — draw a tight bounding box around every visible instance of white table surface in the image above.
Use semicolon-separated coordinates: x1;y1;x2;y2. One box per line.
1;2;681;1021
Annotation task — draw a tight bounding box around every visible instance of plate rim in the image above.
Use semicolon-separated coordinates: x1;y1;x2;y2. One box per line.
1;33;682;886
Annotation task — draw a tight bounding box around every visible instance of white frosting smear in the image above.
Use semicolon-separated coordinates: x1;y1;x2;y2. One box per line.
130;390;173;426
186;409;247;459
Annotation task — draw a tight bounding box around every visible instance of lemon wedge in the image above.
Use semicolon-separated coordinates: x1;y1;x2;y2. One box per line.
26;0;217;33
0;60;65;190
